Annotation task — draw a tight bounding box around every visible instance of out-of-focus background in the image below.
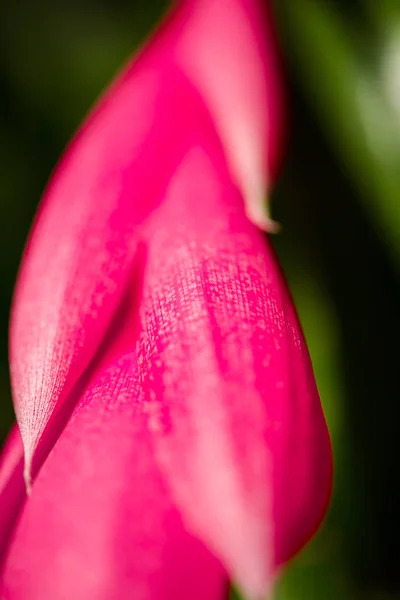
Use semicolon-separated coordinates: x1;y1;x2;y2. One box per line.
0;1;400;598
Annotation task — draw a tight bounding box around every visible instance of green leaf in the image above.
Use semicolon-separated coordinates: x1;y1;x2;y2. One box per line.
275;0;400;267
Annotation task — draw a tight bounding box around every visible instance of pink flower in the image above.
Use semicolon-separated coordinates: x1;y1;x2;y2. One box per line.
0;1;332;599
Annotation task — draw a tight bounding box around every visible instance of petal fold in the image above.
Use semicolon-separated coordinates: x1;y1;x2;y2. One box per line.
2;297;227;600
10;59;203;480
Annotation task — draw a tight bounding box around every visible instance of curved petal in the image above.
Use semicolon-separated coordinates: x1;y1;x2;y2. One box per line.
174;0;285;229
9;60;205;481
10;0;285;486
137;127;332;598
2;295;227;600
10;0;284;485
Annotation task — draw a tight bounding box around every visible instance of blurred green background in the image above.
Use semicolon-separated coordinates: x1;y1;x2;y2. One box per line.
1;1;400;599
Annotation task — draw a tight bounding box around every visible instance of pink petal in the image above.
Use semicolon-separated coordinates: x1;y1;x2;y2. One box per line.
174;0;285;229
0;427;25;564
10;0;285;483
9;57;205;481
0;428;23;494
136;114;332;598
2;288;227;600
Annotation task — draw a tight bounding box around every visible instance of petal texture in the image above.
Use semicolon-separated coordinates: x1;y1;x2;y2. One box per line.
2;290;227;600
9;61;204;479
137;127;332;598
10;0;285;480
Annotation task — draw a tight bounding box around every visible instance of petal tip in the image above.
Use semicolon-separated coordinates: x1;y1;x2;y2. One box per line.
245;198;281;234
